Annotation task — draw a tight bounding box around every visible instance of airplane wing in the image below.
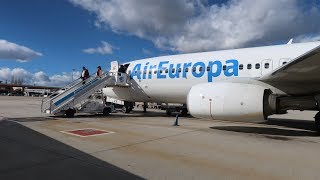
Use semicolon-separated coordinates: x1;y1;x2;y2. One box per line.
259;45;320;95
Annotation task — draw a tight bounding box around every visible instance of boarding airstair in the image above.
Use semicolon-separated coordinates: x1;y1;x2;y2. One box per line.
41;61;130;117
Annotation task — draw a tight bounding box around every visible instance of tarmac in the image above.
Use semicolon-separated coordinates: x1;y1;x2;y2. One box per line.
1;96;320;180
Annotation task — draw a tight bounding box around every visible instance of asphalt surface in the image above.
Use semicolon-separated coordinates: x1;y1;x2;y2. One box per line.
1;96;320;179
0;120;143;180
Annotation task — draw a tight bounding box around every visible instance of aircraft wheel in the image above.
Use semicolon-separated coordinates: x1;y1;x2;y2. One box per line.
180;108;188;117
143;103;147;113
315;112;320;132
122;106;131;113
103;107;111;116
166;109;172;116
65;108;75;118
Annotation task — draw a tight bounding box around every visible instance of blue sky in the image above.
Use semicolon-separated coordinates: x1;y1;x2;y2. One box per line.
0;0;320;86
0;0;166;75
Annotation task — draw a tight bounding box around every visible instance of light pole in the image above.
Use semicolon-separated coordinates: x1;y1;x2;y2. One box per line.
71;69;75;82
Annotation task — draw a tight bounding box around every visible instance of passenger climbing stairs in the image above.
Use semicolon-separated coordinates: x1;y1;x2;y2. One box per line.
41;68;129;116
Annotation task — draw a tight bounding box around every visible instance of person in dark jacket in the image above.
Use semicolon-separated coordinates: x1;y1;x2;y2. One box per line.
81;66;89;84
96;66;103;77
118;65;126;73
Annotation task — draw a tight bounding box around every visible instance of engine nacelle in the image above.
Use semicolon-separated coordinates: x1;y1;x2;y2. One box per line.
187;82;271;122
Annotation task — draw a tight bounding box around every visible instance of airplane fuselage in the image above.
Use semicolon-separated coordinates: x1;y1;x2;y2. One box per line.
103;42;320;103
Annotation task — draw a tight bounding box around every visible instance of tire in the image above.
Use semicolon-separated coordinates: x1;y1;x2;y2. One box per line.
315;112;320;132
166;109;171;116
103;107;111;116
180;108;188;117
65;108;75;118
122;106;131;113
128;107;133;112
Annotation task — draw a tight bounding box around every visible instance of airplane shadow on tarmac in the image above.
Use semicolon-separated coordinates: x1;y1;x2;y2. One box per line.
0;120;143;180
210;118;319;137
8;116;59;122
54;110;193;119
8;110;192;122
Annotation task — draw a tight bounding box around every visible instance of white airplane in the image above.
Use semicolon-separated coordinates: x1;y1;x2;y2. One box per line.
103;41;320;131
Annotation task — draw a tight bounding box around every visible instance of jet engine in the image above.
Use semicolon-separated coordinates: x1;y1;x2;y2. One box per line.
187;82;273;122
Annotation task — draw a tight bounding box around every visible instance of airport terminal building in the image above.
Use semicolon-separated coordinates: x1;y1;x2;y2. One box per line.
0;83;60;96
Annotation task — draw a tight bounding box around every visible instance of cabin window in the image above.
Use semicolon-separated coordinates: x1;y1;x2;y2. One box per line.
165;69;168;73
171;68;175;73
247;64;252;69
282;61;287;65
159;70;163;73
185;68;189;72
143;70;147;74
207;66;210;71
255;63;260;69
149;70;152;74
154;70;157;74
199;67;203;72
223;65;226;71
239;64;243;70
264;63;270;69
178;68;182;73
192;67;196;72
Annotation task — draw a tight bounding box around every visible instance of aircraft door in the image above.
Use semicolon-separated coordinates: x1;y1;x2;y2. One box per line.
261;59;273;76
110;61;119;73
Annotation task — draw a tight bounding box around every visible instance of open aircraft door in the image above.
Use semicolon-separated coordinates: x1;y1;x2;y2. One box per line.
110;61;119;73
109;60;129;86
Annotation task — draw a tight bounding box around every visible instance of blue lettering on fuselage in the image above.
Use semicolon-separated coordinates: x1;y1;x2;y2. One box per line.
130;59;239;82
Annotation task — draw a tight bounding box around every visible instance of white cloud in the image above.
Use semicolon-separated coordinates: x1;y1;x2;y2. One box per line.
83;41;115;55
170;0;320;52
142;48;152;55
0;40;42;61
70;0;196;38
70;0;320;53
295;34;320;43
0;67;80;87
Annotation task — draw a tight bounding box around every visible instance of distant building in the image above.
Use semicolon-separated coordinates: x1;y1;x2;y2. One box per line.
0;83;60;96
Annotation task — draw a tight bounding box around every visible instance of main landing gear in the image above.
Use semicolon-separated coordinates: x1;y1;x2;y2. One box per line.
314;112;320;132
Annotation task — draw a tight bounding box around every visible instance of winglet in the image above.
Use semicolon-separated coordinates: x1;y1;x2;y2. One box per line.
287;38;293;44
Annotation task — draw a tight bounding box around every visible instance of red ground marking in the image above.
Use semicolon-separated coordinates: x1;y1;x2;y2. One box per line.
65;128;112;137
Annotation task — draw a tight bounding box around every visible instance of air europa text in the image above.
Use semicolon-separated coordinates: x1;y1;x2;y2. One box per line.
130;59;239;82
